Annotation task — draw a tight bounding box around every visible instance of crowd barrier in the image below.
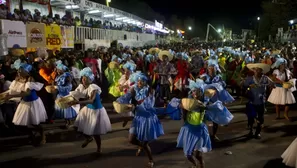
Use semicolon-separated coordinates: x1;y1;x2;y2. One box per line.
0;19;156;49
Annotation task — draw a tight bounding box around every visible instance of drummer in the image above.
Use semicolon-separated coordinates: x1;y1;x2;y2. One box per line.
244;63;274;139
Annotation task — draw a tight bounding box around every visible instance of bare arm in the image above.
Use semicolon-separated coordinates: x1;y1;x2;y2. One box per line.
78;90;96;105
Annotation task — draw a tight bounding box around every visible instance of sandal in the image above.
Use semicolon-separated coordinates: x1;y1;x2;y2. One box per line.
81;138;93;148
136;147;142;156
147;161;154;168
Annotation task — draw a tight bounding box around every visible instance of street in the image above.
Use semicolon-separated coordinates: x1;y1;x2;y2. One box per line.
0;100;296;168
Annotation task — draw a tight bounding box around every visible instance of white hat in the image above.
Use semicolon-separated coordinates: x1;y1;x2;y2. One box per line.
246;63;271;74
158;50;173;61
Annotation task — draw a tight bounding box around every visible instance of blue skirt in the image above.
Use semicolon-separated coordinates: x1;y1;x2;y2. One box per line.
205;101;234;125
129;109;164;142
177;123;212;156
55;95;77;120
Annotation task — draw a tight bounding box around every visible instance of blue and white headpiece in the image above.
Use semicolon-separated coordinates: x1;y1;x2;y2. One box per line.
187;78;206;92
217;48;223;53
264;50;271;56
122;53;131;60
129;71;148;83
112;55;122;63
146;54;156;62
13;59;32;73
123;62;136;72
182;52;189;60
55;60;67;71
271;58;287;69
207;59;221;73
80;67;95;82
245;56;254;64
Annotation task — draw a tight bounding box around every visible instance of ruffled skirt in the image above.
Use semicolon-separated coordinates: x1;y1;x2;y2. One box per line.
177;123;212;156
205;101;234;125
74;107;112;135
129;111;164;142
12;98;47;126
281;138;297;167
268;87;296;105
55;95;78;120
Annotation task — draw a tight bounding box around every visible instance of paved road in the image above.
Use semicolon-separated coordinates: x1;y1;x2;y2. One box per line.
0;101;296;168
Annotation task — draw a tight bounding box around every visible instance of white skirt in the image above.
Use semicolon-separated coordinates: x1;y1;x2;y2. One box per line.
12;98;48;126
281;138;297;167
74;107;112;136
268;87;296;105
120;111;134;117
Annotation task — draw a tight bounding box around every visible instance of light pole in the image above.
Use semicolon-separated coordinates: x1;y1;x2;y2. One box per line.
257;17;260;21
257;17;260;41
106;0;111;7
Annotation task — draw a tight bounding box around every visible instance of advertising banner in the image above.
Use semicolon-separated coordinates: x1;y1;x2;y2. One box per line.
61;26;74;48
26;22;46;48
1;20;27;48
45;24;62;50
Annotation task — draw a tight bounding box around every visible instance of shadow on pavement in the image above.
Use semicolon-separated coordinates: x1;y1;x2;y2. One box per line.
263;124;297;137
262;158;292;168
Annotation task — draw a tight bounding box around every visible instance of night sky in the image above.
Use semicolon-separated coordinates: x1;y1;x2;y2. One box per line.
143;0;263;33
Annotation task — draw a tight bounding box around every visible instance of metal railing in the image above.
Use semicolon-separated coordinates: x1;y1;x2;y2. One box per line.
75;27;156;43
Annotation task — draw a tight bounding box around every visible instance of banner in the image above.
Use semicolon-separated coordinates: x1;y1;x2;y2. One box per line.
1;20;26;48
45;24;62;50
26;22;46;48
61;26;74;48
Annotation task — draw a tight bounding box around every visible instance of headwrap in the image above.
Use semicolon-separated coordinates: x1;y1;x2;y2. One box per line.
145;54;155;62
80;67;95;82
13;59;32;73
55;60;67;71
129;71;148;83
187;78;206;92
217;48;223;53
182;52;189;60
245;56;254;64
123;62;136;72
271;58;287;69
111;55;122;63
207;58;221;73
122;53;131;60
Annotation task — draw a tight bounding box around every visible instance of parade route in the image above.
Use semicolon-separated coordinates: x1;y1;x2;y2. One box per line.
0;101;296;168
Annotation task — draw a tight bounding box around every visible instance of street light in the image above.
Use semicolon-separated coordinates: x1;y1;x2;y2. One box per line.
188;26;192;30
218;28;222;33
106;0;111;6
257;17;260;21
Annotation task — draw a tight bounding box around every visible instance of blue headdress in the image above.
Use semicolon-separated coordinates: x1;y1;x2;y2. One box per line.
112;55;122;63
245;56;254;64
80;67;95;82
271;58;287;69
182;52;189;60
146;54;156;62
123;62;136;72
187;78;206;92
129;71;148;83
207;58;221;73
13;59;32;73
217;48;223;53
55;60;67;71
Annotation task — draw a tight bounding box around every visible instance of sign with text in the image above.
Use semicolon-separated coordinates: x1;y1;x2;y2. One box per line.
61;26;74;48
26;22;46;48
155;20;163;29
1;20;27;48
45;24;62;50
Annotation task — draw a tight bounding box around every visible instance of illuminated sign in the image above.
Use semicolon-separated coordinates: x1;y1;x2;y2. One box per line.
155;20;163;29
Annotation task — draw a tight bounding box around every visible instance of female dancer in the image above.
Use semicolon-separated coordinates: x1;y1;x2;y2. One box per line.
282;137;297;167
268;58;296;121
116;72;164;167
200;58;234;141
54;61;77;127
6;59;47;144
70;67;112;153
105;55;122;98
118;62;136;127
177;79;233;168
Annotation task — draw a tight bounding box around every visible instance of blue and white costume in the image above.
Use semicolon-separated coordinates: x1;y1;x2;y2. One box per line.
201;58;234;104
10;60;47;126
72;67;112;135
117;72;164;142
55;61;77;119
176;79;233;156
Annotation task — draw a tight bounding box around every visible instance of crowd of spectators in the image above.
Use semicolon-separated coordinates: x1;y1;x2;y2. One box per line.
0;4;156;34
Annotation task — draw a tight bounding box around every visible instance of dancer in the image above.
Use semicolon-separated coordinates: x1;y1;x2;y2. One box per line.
118;62;136;127
105;55;122;98
54;61;77;127
116;72;164;167
70;67;112;153
6;59;47;144
201;58;234;141
244;63;273;139
268;58;296;121
281;137;297;168
177;79;233;168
